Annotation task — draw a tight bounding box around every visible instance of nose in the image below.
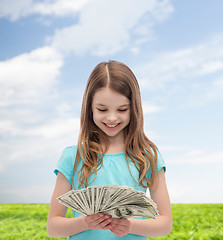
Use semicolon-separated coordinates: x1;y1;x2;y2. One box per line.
106;112;118;123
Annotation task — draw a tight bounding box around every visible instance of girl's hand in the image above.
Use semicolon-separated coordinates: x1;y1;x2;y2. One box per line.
108;218;132;237
84;213;112;230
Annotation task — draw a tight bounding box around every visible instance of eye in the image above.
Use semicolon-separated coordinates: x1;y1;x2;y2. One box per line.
118;109;128;112
97;108;107;112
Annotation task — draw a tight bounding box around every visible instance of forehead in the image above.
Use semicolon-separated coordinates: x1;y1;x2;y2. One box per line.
92;88;130;106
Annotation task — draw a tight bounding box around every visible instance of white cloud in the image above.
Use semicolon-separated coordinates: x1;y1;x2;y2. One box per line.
33;0;91;17
168;183;192;203
0;46;63;107
0;117;80;170
213;78;223;87
135;35;223;91
0;117;79;139
205;77;223;101
197;60;223;75
24;118;80;139
168;182;223;203
0;0;173;56
50;0;174;56
0;120;17;136
0;45;81;173
142;101;162;115
0;163;4;172
147;172;223;203
167;150;223;165
159;145;188;152
0;184;54;203
0;0;91;21
0;0;32;21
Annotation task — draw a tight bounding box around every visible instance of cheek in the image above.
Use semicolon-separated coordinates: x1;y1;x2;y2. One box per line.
92;110;101;123
124;112;131;123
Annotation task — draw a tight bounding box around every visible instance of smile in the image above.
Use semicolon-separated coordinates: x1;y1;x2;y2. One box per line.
103;123;120;128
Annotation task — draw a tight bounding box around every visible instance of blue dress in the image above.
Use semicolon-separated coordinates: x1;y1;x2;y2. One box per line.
54;145;166;240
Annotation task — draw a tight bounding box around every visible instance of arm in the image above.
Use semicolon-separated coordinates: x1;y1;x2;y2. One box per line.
109;168;172;237
47;171;112;238
129;168;172;236
47;171;88;238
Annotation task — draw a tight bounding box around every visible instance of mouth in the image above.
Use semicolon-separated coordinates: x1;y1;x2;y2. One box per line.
103;123;121;129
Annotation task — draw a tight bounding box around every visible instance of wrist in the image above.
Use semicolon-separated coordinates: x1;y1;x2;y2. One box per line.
128;218;134;234
77;215;90;232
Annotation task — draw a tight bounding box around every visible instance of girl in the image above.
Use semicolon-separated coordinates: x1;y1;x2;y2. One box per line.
47;61;172;239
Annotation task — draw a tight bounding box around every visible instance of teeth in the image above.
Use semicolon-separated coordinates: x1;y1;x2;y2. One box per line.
106;123;119;127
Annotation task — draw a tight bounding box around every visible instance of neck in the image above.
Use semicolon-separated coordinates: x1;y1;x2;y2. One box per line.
100;135;125;154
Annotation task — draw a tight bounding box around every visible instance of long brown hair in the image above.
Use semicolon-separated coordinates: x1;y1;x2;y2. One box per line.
72;61;159;189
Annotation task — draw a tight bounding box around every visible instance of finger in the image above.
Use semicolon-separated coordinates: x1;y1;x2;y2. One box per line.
98;218;112;229
110;218;128;226
109;227;127;237
109;223;130;237
85;214;111;229
109;224;126;232
109;219;131;233
102;222;112;230
86;213;104;224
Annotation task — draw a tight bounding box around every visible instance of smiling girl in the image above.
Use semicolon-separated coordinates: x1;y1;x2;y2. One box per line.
47;61;172;240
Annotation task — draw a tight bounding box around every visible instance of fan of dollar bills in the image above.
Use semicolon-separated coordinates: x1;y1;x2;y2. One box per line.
57;185;159;219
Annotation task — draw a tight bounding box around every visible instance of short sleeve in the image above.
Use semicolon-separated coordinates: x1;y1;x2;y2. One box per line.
146;148;166;181
54;146;77;185
157;149;166;172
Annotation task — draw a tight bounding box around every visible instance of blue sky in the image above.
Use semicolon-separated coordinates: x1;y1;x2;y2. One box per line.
0;0;223;203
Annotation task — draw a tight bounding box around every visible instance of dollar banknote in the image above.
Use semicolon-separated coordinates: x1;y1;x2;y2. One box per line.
57;184;159;219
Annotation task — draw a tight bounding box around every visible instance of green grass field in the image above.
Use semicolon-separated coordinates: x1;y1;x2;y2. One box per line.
0;204;222;239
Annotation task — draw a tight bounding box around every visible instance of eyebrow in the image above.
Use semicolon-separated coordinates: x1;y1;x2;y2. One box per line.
95;103;130;107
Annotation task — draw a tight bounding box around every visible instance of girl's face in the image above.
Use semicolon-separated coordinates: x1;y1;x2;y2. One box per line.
92;87;130;143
